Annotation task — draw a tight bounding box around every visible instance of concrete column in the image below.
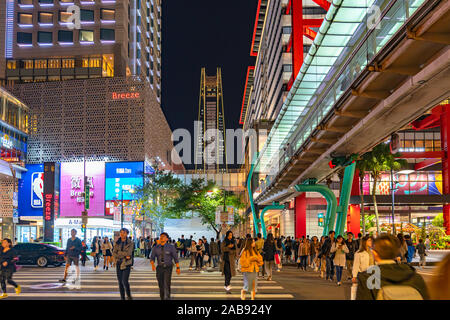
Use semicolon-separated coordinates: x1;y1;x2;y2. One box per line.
295;193;306;238
440;106;450;235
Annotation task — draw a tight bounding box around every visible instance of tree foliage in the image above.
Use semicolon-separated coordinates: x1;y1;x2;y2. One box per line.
359;142;407;235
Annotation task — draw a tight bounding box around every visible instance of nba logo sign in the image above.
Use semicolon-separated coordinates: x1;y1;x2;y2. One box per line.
31;172;44;208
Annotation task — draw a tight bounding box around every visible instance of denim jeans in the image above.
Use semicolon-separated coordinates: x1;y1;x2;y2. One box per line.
243;272;257;291
326;257;334;280
300;255;308;270
335;265;343;283
212;255;219;268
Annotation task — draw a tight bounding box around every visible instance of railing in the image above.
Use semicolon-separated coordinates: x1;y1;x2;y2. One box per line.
258;0;427;196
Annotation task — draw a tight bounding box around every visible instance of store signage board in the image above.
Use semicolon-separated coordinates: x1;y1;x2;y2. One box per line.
105;162;144;201
1;134;13;149
43;162;56;242
60;162;105;217
111;92;140;100
12;192;18;207
31;172;44;208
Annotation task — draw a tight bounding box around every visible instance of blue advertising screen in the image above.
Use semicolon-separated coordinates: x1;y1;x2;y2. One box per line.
105;162;144;200
18;164;44;217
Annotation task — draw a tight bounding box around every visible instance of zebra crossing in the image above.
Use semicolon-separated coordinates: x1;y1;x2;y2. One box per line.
4;266;294;300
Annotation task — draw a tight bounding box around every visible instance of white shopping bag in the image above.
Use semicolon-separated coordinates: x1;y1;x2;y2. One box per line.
351;283;358;300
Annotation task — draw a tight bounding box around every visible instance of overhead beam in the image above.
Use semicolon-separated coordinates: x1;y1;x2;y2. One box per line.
407;30;450;45
304;147;328;155
368;62;420;76
351;89;390;100
335;110;368;119
317;124;349;133
311;137;338;145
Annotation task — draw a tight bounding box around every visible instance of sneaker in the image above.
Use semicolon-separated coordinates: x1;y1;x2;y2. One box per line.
240;289;246;300
224;286;228;291
251;291;256;300
337;282;341;286
127;296;133;300
277;269;281;272
15;285;21;295
267;276;272;281
59;279;66;283
0;293;8;299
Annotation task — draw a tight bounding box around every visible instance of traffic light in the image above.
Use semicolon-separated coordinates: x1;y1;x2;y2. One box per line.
318;213;324;227
81;224;86;233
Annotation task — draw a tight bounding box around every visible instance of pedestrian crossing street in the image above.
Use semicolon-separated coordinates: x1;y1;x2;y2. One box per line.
5;266;294;300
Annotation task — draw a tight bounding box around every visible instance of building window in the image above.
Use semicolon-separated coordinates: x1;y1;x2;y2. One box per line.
79;30;94;42
80;9;94;21
82;57;101;68
59;11;72;22
58;30;73;42
282;64;293;72
60;0;74;3
38;31;52;43
48;59;60;68
7;60;17;70
39;0;53;4
100;28;115;41
38;12;53;24
17;32;32;44
23;60;34;69
62;59;75;68
35;59;47;69
102;54;114;77
19;0;33;4
18;13;33;25
100;9;115;21
282;26;292;34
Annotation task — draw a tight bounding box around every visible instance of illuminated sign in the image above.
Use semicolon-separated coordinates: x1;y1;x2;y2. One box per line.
112;92;140;100
43;162;58;242
31;172;44;208
1;134;13;149
105;162;143;201
44;194;53;221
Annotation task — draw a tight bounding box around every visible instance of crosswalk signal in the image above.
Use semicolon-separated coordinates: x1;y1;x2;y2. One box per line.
318;213;324;227
81;224;86;233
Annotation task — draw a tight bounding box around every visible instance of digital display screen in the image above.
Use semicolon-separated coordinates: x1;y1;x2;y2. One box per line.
105;162;144;200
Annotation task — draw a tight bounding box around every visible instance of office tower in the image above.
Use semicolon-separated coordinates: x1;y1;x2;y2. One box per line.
195;67;227;173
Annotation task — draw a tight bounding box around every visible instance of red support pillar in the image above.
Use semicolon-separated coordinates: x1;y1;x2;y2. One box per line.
295;193;307;238
347;170;361;235
291;0;304;79
440;105;450;235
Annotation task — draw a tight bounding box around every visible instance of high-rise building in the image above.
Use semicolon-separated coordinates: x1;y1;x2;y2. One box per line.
195;67;227;173
0;0;178;167
0;0;162;100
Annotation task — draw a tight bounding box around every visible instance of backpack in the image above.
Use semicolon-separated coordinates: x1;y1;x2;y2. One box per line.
376;286;423;300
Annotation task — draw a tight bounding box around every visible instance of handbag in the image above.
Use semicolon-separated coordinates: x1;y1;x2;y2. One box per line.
274;253;280;265
203;254;209;262
90;252;96;257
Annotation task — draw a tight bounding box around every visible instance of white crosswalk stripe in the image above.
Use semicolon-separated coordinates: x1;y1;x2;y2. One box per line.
5;267;294;300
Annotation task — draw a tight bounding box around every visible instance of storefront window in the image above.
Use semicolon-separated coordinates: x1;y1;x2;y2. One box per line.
16;226;37;243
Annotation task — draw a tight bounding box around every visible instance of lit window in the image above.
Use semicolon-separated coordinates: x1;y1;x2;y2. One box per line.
48;59;60;68
23;60;34;69
7;61;17;70
101;9;115;20
62;59;74;68
38;31;52;43
38;12;53;24
17;32;32;44
35;59;47;69
59;11;72;22
18;13;33;25
79;30;94;42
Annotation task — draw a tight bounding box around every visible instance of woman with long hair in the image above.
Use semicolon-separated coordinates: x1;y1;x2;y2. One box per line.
0;238;20;299
298;238;310;271
310;236;320;271
188;240;197;271
220;231;236;293
352;235;374;283
101;236;113;270
397;233;408;263
262;233;276;281
318;236;327;278
330;235;349;286
91;236;101;271
239;238;263;300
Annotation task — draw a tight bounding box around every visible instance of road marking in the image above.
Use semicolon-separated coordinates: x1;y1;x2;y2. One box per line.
10;292;294;299
12;279;273;284
19;284;284;289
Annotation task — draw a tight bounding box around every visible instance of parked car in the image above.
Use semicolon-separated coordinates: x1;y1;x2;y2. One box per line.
13;243;65;267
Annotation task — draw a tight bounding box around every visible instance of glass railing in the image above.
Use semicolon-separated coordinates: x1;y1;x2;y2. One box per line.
259;0;427;195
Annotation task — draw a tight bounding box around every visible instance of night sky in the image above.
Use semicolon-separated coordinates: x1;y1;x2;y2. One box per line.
161;0;257;168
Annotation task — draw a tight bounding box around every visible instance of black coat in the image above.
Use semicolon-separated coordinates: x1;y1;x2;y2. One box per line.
262;241;276;261
0;248;17;274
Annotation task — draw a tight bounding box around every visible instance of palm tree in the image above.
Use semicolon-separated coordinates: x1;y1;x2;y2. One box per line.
356;159;369;236
362;143;407;235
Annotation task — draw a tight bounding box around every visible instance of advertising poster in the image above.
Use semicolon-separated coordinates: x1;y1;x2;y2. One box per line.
18;164;44;218
60;162;105;217
105;162;144;201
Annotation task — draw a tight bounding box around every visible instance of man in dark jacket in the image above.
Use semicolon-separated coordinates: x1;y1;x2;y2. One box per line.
320;231;335;281
209;238;220;268
357;234;429;300
345;232;358;280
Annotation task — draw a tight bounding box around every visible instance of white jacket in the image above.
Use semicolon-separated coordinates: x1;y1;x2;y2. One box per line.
352;250;373;278
330;242;349;267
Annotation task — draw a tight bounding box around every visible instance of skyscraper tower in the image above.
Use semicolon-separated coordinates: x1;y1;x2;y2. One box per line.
195;67;227;173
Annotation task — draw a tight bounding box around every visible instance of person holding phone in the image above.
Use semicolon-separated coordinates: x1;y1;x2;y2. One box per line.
220;231;236;293
330;235;349;286
113;228;134;300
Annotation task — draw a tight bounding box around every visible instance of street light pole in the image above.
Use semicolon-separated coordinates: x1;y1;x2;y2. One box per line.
121;188;124;229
